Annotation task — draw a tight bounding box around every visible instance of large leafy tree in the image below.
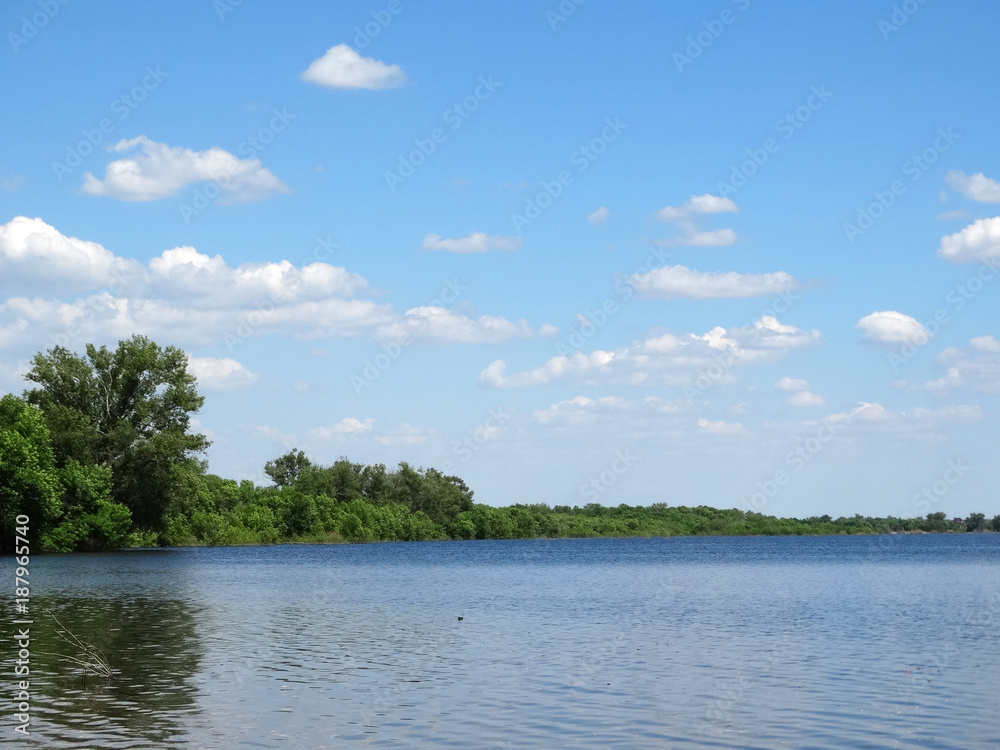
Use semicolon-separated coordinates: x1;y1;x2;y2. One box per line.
24;335;209;531
0;395;62;552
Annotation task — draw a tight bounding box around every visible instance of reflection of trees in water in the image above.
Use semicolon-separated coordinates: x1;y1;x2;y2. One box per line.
26;595;203;749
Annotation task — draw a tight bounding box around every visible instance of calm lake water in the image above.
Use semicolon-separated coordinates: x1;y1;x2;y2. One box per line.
4;535;1000;749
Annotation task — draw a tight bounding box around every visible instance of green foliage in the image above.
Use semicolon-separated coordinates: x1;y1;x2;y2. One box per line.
965;512;987;532
42;460;132;552
264;449;312;488
0;395;62;551
24;335;209;532
3;337;999;553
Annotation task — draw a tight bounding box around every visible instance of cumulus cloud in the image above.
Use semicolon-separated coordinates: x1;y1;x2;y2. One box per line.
301;44;405;89
419;232;522;254
187;356;258;390
480;315;820;388
655;194;738;221
0;218;554;357
630;264;798;300
786;391;825;407
0;216;140;296
376;306;555;345
145;245;370;306
309;418;375;439
946;171;1000;203
653;194;739;247
773;376;824;406
893;336;1000;395
652;225;739;248
818;401;981;441
856;311;930;346
697;418;746;435
588;206;611;224
937;217;1000;263
533;395;692;426
775;376;809;392
82;136;290;203
376;423;435;446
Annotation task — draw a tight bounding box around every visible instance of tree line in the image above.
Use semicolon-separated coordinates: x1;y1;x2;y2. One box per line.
1;336;998;553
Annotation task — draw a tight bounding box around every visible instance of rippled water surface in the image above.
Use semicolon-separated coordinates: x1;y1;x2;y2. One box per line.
4;535;1000;748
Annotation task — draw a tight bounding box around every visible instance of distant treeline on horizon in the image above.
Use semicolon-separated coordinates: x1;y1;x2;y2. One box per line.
2;335;998;553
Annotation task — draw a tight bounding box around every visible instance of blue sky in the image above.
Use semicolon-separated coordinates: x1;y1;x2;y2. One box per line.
2;0;999;518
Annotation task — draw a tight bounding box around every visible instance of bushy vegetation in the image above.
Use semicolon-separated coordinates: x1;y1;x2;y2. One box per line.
1;337;998;553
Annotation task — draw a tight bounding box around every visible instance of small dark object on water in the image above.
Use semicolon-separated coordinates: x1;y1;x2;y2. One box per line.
457;616;464;621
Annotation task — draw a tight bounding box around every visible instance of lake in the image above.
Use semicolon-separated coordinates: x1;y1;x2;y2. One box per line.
5;534;1000;748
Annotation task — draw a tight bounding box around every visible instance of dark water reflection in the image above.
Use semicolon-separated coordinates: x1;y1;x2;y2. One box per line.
3;535;1000;748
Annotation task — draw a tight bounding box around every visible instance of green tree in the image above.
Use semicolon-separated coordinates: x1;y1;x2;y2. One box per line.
42;461;132;552
24;336;209;532
264;449;312;488
0;395;62;552
965;512;987;532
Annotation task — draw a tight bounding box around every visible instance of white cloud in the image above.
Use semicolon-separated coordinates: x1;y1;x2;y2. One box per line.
970;334;1000;352
3;175;25;192
786;391;825;407
697;418;746;435
655;194;738;221
419;232;522;254
818;401;981;442
946;171;1000;203
653;225;738;248
187;356;258;391
0;216;140;296
533;395;692;426
480;315;820;388
375;423;434;446
653;194;739;247
301;44;405;90
937;208;973;221
588;206;611;224
309;418;374;439
775;376;809;392
893;336;1000;395
376;306;555;345
146;245;370;305
773;377;824;406
82;136;291;203
856;311;930;346
630;265;798;300
937;217;1000;263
